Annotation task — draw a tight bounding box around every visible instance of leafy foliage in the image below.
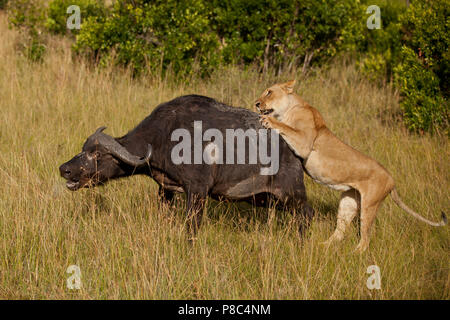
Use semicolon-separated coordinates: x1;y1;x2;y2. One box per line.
70;0;362;76
74;0;219;76
358;0;406;81
5;0;449;133
356;0;448;134
7;0;47;61
0;0;8;10
394;0;449;134
394;47;448;133
210;0;362;72
7;0;46;30
46;0;106;35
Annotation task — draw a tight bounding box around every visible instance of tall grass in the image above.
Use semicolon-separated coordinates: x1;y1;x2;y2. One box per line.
0;12;448;299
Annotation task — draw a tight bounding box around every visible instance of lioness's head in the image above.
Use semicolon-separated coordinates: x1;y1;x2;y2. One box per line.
255;80;297;118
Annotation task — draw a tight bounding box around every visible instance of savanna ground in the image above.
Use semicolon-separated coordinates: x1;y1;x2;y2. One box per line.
0;12;448;299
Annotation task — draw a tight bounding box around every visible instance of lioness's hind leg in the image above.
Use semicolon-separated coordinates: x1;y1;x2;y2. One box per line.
356;172;395;252
356;201;381;252
322;189;360;245
356;179;393;252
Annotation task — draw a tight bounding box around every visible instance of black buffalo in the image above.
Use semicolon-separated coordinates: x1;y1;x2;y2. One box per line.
59;95;314;237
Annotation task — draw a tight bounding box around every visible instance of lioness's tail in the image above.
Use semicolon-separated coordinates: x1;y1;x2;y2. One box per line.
390;188;447;227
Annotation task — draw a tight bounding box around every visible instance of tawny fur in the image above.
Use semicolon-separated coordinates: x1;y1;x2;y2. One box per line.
255;80;447;252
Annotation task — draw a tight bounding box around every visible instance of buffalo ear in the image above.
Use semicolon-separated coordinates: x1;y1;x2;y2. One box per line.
282;80;296;94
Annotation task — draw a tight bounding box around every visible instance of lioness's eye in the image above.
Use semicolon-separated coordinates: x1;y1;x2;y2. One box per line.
267;90;272;97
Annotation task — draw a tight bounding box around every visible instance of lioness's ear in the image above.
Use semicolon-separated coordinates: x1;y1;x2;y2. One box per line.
282;80;296;94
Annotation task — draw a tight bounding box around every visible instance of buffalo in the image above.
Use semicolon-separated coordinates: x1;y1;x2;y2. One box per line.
59;95;314;238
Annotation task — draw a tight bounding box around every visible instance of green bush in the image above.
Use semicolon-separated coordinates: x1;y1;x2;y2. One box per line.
399;0;449;99
7;0;46;30
74;0;219;76
5;0;449;134
394;47;448;133
72;0;362;76
0;0;8;10
210;0;362;72
394;0;449;134
355;0;448;134
357;0;406;81
7;0;47;62
5;0;364;76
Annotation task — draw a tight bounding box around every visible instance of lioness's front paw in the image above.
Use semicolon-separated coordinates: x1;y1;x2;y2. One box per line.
259;115;275;129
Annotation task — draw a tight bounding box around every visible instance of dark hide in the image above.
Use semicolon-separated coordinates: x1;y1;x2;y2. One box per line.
59;95;314;237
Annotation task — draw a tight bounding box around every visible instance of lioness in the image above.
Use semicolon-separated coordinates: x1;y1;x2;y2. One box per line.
256;80;446;252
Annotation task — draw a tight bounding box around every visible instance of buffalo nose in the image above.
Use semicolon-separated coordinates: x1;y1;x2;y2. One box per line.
59;164;71;179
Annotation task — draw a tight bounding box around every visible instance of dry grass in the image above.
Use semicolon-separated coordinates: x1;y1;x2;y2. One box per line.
0;12;448;299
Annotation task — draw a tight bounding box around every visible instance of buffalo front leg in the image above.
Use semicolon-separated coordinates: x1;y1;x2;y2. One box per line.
284;197;315;237
185;192;206;242
158;186;175;206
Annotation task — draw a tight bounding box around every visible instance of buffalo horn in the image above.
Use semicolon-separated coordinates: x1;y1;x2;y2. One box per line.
90;127;152;167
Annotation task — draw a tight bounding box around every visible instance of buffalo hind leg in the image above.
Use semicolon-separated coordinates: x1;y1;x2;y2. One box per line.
294;201;315;236
158;186;175;206
185;191;206;242
279;192;315;236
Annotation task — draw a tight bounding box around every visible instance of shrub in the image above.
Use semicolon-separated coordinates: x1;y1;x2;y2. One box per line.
355;0;448;134
357;0;406;82
7;0;48;62
74;0;219;76
7;0;46;31
5;0;365;76
394;0;449;134
0;0;8;10
394;47;448;134
210;0;362;73
399;0;449;99
5;0;448;134
72;0;362;76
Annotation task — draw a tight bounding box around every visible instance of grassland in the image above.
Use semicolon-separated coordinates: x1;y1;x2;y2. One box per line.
0;12;448;299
